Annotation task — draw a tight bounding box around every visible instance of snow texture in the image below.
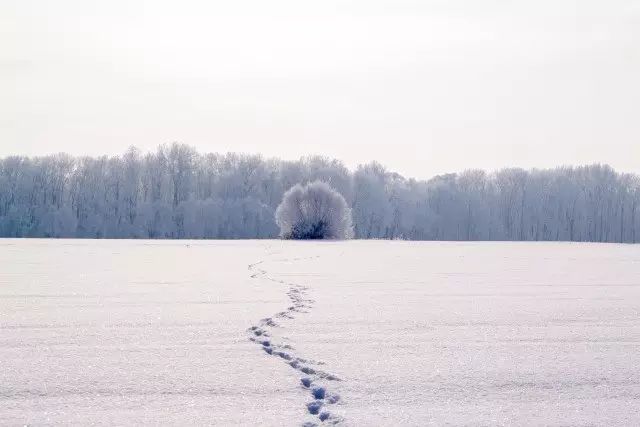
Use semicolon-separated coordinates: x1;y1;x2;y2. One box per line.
2;239;640;426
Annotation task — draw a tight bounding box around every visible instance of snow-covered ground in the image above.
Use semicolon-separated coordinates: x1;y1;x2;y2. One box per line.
2;240;640;426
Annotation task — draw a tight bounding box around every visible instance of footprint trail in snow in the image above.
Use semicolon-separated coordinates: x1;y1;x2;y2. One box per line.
247;257;343;426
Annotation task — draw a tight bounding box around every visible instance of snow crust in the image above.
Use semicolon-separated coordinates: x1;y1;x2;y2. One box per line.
2;240;640;425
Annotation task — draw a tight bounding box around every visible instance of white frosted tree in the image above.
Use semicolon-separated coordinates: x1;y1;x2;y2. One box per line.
1;144;640;242
275;181;353;240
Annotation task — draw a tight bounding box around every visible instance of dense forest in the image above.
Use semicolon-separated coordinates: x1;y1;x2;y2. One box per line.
1;143;638;242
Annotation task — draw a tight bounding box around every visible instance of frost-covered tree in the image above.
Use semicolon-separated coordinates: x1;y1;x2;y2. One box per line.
1;145;639;242
275;181;353;240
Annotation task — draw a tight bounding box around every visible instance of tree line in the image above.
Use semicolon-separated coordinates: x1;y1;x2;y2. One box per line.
1;143;638;242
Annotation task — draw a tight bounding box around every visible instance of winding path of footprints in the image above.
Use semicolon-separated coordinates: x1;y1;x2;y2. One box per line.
247;258;343;426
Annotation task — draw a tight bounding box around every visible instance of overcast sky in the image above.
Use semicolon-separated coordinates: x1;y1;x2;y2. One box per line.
2;0;639;179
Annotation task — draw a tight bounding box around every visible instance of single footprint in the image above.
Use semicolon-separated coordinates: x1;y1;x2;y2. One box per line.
319;412;331;422
312;387;326;400
307;400;323;415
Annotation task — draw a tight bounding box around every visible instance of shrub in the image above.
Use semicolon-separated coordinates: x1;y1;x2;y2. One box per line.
275;181;353;240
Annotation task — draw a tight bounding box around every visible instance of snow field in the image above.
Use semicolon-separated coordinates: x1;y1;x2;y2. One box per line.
2;240;640;426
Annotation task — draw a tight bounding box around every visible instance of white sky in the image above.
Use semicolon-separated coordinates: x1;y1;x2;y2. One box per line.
1;0;639;179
